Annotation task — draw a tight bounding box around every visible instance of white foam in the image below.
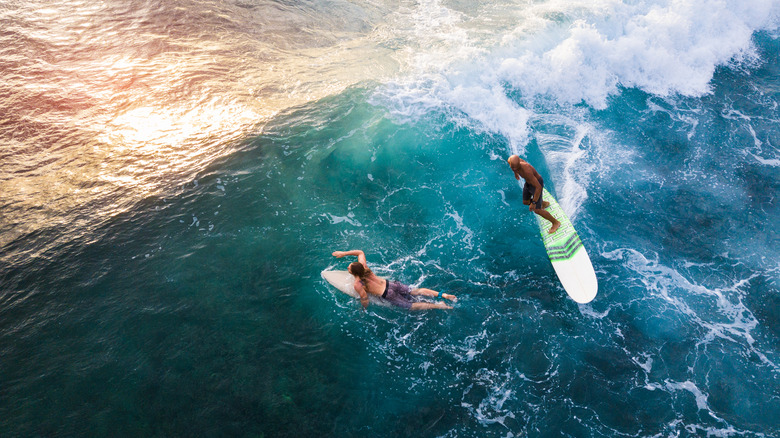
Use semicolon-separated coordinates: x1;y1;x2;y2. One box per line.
460;329;489;362
644;379;769;436
379;0;780;113
721;105;780;166
603;247;778;370
372;0;532;150
664;380;710;411
444;207;475;250
373;0;780;210
633;354;653;373
320;212;362;227
496;0;777;109
461;368;518;427
748;152;780;166
536;122;593;217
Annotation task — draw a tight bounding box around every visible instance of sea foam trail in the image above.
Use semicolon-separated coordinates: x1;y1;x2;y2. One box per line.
603;247;778;370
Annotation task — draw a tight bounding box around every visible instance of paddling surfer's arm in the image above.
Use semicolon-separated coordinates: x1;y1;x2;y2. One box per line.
353;280;369;310
332;250;367;267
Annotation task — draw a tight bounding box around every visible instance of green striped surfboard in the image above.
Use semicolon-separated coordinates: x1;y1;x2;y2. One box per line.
534;188;597;303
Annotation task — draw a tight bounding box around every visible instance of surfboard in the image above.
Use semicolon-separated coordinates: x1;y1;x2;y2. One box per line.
320;270;390;306
534;188;598;303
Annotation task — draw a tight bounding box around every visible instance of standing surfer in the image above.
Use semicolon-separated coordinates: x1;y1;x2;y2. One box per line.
507;155;561;234
331;250;457;310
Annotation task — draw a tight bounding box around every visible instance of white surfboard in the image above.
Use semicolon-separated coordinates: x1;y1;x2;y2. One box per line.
320;270;390;306
534;188;598;303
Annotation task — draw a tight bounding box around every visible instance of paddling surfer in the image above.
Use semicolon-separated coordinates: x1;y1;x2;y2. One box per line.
331;250;457;310
507;155;561;234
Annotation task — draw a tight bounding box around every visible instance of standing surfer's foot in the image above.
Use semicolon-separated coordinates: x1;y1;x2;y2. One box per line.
548;221;561;234
442;293;457;302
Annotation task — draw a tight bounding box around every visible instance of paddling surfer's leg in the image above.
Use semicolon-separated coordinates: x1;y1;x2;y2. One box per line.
411;288;457;302
411;302;452;310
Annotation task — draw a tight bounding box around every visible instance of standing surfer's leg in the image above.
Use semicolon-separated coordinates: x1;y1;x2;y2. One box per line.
534;209;561;233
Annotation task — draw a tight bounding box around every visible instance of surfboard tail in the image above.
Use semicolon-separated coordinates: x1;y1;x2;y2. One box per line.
536;188;598;303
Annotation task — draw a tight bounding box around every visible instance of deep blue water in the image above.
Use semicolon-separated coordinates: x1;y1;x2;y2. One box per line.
1;1;779;437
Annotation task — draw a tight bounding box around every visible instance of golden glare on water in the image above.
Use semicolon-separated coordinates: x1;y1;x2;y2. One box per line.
0;0;400;253
100;102;260;152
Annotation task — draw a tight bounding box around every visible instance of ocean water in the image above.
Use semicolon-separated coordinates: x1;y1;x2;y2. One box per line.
1;0;779;436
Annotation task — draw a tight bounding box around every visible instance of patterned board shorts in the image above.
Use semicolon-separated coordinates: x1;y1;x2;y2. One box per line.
382;281;415;309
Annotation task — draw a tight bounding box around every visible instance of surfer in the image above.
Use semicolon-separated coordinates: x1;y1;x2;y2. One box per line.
331;250;457;310
507;155;561;234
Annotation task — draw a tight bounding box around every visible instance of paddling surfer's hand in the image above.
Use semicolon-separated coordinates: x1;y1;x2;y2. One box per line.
332;251;343;257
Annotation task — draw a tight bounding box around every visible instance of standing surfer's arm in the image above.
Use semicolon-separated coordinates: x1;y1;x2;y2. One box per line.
354;280;369;310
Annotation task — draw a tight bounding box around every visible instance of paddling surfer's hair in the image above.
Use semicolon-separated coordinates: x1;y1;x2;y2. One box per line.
349;262;372;280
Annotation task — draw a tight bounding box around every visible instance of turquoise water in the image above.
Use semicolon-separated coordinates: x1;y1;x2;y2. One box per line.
2;1;779;436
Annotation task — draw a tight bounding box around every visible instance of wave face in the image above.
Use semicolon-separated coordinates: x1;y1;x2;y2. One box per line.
1;1;779;437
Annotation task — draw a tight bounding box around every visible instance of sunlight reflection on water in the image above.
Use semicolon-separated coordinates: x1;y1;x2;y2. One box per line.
0;0;397;253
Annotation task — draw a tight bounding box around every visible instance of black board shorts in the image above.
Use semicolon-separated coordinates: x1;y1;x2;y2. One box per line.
523;176;544;206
